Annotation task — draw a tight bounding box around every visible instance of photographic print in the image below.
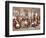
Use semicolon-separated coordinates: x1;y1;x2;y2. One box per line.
13;7;40;31
5;1;45;37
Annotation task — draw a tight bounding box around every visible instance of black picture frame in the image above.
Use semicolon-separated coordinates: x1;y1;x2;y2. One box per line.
5;1;45;37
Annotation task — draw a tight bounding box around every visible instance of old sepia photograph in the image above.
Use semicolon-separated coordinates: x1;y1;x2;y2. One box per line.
13;7;40;31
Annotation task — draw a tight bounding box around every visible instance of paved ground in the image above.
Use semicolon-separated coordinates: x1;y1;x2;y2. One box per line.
13;25;40;31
